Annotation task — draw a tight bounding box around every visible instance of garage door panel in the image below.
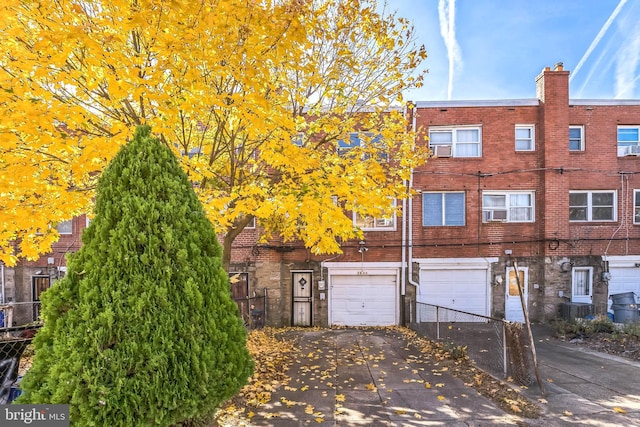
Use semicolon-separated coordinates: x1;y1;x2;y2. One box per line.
608;267;640;309
420;268;488;322
330;275;397;327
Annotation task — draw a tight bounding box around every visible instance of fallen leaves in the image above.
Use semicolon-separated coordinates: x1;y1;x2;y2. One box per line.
216;326;543;425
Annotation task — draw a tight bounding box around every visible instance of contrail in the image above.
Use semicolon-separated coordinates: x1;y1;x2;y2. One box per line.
570;0;628;83
438;0;461;100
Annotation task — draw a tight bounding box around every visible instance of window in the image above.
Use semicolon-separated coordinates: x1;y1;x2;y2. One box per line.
635;190;640;224
56;220;72;235
245;217;256;229
617;126;640;156
292;132;304;147
569;191;616;221
429;126;481;158
422;192;465;226
353;200;396;231
482;192;534;222
569;126;584;151
515;125;534;151
338;132;384;159
507;267;526;297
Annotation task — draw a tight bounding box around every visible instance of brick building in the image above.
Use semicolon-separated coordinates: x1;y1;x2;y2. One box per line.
4;64;640;327
227;63;640;327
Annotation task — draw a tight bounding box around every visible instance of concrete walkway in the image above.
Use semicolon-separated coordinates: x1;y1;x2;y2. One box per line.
247;328;524;426
243;326;640;426
521;325;640;427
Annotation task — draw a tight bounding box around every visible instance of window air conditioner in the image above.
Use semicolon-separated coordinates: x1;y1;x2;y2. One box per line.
432;145;452;157
484;210;508;222
624;145;640;156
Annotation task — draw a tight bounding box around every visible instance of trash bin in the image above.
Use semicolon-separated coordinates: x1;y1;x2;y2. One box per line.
610;292;639;324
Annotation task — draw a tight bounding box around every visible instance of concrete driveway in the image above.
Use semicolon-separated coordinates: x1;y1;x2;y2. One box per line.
521;325;640;427
246;327;524;426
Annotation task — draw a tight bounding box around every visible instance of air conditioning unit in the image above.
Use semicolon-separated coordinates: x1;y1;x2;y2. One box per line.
432;145;452;157
483;210;507;222
624;145;640;156
560;302;594;322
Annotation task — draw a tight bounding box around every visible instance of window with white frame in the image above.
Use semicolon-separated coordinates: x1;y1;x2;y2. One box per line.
353;200;396;230
569;126;584;151
569;191;616;221
245;216;256;229
422;192;465;226
635;190;640;224
429;126;481;158
515;125;534;151
56;220;72;235
482;192;534;222
338;132;385;160
617;126;640;156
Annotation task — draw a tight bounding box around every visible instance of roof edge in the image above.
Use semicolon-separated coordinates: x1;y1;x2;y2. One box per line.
414;99;539;108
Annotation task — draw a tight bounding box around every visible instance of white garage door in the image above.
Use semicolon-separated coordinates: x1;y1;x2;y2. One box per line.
608;267;640;309
419;268;489;321
330;275;397;326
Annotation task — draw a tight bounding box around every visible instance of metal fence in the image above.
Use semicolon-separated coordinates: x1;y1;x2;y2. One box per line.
233;289;267;330
0;302;43;404
1;302;45;329
406;301;533;386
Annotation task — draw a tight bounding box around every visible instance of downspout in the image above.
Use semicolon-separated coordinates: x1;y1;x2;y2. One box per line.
407;103;420;295
408;174;420;293
401;103;409;300
1;263;4;304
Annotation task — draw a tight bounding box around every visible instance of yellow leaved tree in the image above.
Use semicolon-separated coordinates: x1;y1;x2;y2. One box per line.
0;0;428;269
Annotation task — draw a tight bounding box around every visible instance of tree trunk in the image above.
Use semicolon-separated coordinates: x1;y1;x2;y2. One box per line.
221;216;255;272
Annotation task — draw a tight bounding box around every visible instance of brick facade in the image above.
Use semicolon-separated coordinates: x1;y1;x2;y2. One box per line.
5;64;640;328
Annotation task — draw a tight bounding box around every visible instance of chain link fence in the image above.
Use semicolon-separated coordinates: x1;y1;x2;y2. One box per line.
0;302;43;403
406;301;533;386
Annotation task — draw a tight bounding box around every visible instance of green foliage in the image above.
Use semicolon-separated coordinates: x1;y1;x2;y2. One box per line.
443;342;468;361
17;126;253;426
619;322;640;339
553;315;615;336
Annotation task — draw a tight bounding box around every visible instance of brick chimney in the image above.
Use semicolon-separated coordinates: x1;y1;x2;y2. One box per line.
536;62;569;104
536;63;571;244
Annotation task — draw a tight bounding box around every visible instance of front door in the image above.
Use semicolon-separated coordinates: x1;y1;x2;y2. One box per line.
292;272;312;326
572;267;593;304
505;267;528;322
32;275;51;321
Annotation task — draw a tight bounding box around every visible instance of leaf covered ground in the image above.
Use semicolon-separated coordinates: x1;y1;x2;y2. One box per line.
215;326;541;425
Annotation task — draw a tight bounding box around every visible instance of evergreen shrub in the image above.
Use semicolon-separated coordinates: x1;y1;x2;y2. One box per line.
17;126;253;426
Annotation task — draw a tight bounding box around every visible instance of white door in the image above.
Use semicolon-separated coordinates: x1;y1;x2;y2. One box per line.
292;272;312;326
608;266;640;310
571;267;593;304
505;267;528;322
330;274;397;326
419;268;489;321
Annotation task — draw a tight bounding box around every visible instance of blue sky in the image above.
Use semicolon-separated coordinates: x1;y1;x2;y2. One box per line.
390;0;640;101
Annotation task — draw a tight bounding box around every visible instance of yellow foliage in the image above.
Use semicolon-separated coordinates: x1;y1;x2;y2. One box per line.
0;0;427;266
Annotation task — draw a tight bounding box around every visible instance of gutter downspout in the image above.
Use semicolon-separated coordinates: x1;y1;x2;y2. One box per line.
1;263;4;304
401;103;409;300
408;174;420;293
407;104;420;300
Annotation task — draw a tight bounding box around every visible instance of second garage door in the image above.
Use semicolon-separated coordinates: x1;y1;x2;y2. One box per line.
608;266;640;310
330;274;397;326
419;267;489;321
